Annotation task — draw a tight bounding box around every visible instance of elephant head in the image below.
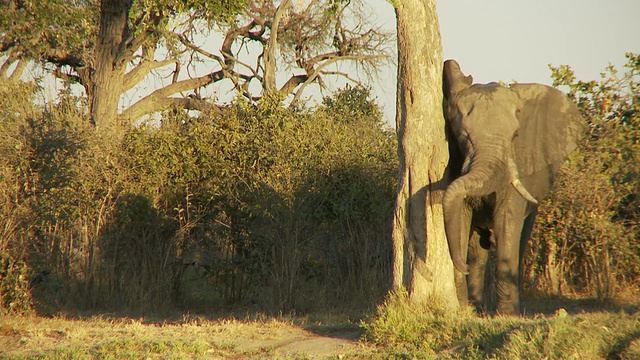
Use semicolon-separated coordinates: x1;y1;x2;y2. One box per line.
442;59;585;275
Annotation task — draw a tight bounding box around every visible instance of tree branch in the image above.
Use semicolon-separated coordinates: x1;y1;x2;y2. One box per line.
44;50;86;69
263;0;291;93
123;46;179;91
292;53;386;104
318;69;360;84
0;54;18;81
116;28;155;68
177;34;226;66
115;11;160;68
176;31;264;98
136;97;223;123
279;74;309;95
121;70;225;122
54;66;83;84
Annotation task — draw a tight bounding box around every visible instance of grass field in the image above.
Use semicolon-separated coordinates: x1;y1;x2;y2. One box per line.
0;313;371;359
364;292;640;359
2;295;639;359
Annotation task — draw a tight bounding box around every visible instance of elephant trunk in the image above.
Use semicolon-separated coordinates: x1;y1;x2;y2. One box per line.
443;165;490;275
443;141;511;274
444;142;537;274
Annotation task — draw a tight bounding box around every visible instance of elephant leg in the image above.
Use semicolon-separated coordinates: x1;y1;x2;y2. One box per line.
516;209;537;312
454;265;468;307
454;205;473;308
519;209;537;264
467;228;489;313
493;194;528;315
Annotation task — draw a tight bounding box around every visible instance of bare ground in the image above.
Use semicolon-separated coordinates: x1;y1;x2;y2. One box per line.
0;314;370;359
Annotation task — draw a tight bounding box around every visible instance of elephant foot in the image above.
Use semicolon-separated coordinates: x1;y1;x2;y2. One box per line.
496;300;520;316
472;300;488;316
495;282;521;315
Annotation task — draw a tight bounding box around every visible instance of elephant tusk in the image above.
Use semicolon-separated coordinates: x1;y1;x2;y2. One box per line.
511;179;538;205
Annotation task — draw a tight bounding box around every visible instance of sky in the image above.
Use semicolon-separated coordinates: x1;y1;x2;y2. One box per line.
370;0;640;125
35;0;640;125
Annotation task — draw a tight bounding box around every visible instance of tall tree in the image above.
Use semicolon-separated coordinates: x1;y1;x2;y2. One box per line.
0;0;390;129
391;0;457;306
90;0;132;129
0;0;95;88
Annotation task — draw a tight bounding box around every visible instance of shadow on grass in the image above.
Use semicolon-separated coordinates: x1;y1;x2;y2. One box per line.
606;329;640;360
522;295;640;316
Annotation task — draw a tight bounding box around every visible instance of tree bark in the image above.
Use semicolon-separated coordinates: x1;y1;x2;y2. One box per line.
263;0;291;94
0;56;26;84
90;0;131;130
121;71;225;122
392;0;458;307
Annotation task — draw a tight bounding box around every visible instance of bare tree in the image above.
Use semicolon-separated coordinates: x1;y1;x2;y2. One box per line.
391;0;458;306
1;0;391;130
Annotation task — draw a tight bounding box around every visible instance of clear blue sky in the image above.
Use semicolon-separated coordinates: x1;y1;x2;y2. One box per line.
371;0;640;124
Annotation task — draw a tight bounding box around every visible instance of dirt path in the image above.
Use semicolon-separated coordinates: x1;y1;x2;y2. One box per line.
0;315;372;359
234;327;364;358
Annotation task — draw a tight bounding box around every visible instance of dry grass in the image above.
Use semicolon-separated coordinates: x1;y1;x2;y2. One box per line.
363;290;640;359
2;295;640;359
0;313;370;359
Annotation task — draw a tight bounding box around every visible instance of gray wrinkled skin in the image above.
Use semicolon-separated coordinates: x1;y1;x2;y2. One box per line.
442;59;585;315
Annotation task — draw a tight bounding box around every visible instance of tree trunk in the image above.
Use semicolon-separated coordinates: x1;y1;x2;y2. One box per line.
392;0;458;307
0;57;27;85
263;0;291;95
545;239;561;296
90;0;131;130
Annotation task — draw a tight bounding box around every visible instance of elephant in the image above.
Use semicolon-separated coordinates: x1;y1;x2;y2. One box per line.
441;59;585;315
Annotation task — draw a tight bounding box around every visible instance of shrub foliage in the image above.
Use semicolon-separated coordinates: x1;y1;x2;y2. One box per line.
526;53;640;300
0;84;397;313
2;53;639;315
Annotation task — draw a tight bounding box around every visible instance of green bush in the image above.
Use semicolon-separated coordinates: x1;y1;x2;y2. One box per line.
121;87;397;311
0;82;397;313
0;80;42;314
526;53;640;300
0;253;33;315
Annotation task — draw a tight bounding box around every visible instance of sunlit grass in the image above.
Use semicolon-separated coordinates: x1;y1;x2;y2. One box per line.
1;315;284;358
2;303;640;359
362;290;640;359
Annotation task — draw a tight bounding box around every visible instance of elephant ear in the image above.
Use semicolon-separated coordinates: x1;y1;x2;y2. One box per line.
511;83;586;179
